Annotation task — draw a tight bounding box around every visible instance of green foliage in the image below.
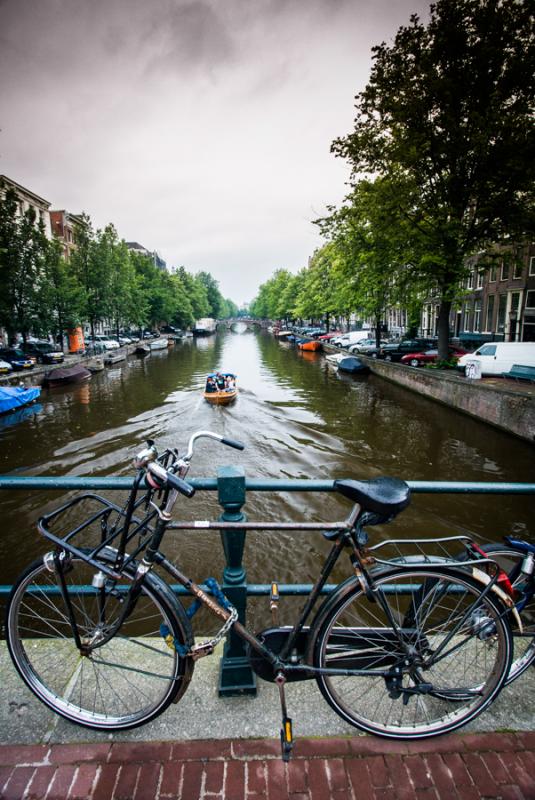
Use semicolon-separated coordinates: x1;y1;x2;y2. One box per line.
331;0;535;355
0;183;48;341
0;187;235;340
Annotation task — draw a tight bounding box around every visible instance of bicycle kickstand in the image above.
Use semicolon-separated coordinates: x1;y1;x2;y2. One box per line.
275;671;293;762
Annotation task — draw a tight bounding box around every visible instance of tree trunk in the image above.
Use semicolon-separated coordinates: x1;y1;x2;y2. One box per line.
437;299;452;360
375;314;382;347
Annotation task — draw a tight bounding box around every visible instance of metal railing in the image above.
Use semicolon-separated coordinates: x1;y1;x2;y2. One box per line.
1;471;534;695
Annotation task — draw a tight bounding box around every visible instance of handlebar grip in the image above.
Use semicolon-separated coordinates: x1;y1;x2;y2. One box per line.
166;472;196;498
146;462;195;497
221;437;245;451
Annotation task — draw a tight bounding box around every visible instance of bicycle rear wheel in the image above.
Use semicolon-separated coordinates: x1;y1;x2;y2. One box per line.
313;566;512;739
6;550;193;730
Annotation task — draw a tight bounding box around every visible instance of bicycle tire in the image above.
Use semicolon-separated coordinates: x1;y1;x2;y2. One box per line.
471;543;535;685
6;548;194;730
312;566;512;739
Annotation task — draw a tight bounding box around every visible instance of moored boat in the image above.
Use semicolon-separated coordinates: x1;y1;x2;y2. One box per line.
0;385;41;414
43;364;92;386
86;357;105;372
135;343;150;356
149;338;168;350
338;356;370;375
203;373;238;405
297;339;322;352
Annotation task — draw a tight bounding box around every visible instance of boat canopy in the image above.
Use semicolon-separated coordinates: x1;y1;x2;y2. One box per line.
206;372;237;378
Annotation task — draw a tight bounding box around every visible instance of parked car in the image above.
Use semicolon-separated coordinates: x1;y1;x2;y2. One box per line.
0;348;34;370
0;358;13;374
348;338;388;354
371;339;438;362
91;335;120;351
317;331;342;341
331;331;372;348
22;340;65;364
400;345;469;368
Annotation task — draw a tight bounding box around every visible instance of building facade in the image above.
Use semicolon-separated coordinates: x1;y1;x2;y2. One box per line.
49;210;84;260
0;174;52;238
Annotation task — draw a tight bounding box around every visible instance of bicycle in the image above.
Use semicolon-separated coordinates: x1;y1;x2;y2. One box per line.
5;430;516;758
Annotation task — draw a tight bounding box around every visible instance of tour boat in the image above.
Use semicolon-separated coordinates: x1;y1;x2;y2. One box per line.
203;373;238;405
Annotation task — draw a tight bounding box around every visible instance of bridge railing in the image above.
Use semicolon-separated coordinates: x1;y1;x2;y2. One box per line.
1;471;534;695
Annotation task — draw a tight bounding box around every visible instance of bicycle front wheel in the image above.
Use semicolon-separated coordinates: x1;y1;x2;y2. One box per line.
313;567;512;739
475;544;535;685
6;551;193;730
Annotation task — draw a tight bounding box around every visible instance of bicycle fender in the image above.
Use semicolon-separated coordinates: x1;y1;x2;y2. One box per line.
471;566;523;632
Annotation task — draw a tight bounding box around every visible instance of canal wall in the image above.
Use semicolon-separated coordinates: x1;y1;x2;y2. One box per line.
362;357;535;444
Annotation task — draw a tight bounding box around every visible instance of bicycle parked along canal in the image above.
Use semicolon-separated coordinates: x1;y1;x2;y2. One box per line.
5;430;519;759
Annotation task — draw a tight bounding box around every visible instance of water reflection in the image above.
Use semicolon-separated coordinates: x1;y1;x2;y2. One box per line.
0;331;533;596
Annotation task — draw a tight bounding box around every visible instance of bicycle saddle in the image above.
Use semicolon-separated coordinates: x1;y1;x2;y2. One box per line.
334;477;411;516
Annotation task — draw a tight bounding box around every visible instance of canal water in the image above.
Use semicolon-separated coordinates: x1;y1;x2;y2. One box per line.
0;329;533;625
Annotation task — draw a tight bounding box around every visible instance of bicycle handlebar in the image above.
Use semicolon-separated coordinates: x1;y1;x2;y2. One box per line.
146;461;196;498
183;430;245;460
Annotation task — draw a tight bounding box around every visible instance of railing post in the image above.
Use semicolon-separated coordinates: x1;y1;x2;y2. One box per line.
217;465;257;696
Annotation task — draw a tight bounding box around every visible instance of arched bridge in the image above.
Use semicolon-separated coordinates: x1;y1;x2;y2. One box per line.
217;318;270;330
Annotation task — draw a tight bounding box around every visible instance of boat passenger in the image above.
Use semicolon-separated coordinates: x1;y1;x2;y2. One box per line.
225;376;236;392
215;372;226;390
205;376;217;393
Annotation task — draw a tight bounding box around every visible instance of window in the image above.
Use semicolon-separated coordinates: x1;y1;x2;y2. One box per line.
497;294;507;333
477;344;497;356
510;292;521;314
467;272;474;289
526;290;535;308
500;260;509;280
513;261;523;279
473;300;481;332
463;303;472;331
477;270;484;289
489;265;497;282
530;257;535;277
485;295;495;331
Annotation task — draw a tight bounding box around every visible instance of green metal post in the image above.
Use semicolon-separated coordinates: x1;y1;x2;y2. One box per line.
217;465;257;696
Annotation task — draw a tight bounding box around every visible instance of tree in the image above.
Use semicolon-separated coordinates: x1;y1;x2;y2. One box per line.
318;178;424;344
0;184;48;343
332;0;535;357
38;237;84;347
196;271;223;318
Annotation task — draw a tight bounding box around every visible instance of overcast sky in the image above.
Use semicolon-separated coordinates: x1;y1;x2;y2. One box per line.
1;0;430;306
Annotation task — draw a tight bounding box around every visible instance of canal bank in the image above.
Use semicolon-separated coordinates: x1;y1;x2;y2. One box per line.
358;356;535;444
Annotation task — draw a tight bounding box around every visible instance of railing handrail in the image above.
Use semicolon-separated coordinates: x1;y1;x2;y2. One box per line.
1;476;535;493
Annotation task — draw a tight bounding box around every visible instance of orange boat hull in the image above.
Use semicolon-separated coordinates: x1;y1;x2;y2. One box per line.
203;390;238;405
298;340;322;351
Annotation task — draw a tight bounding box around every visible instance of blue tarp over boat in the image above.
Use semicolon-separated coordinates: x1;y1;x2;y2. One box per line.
0;385;41;415
338;356;370;375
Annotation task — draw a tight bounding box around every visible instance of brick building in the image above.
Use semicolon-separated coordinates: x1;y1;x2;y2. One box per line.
49;210;84;260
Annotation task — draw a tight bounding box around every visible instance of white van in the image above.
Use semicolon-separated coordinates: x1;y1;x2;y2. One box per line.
332;330;371;349
457;342;535;376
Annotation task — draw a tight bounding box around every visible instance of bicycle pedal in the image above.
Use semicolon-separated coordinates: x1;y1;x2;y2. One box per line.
280;716;293;762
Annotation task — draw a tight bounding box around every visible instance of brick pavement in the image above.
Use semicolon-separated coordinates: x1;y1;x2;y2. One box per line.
1;733;535;800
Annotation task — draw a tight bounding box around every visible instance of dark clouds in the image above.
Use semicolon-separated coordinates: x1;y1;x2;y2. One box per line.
0;0;430;304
